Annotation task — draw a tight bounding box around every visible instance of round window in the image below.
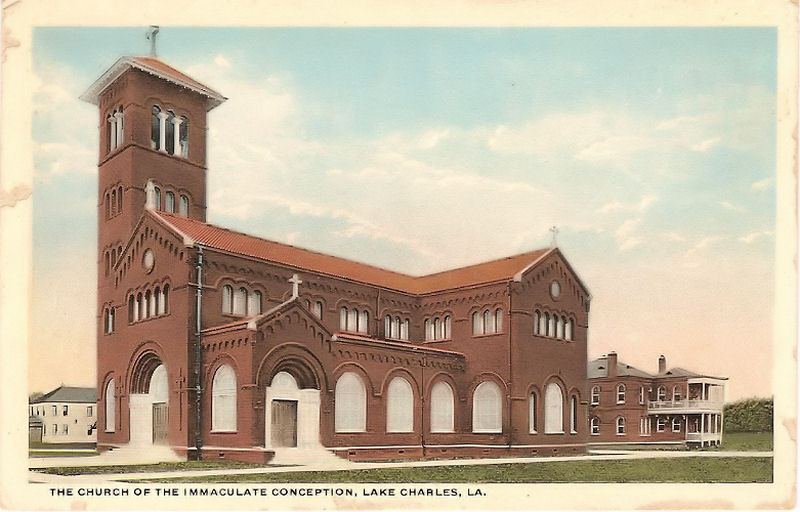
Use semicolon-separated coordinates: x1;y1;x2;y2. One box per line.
142;249;155;274
550;280;561;298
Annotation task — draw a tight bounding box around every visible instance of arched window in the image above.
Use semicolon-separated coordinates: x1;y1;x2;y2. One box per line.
472;311;483;335
153;187;161;210
128;295;135;323
358;310;369;334
657;386;667;401
591;386;600;405
534;310;541;335
529;392;537;433
233;287;247;315
570;396;578;433
566;318;574;340
430;381;455;433
386;377;414;433
314;301;323;319
108;111;117;152
151;105;162;150
179;194;189;216
384;315;392;338
556;316;564;338
539;313;547;336
179;116;189;157
616;384;626;404
104;252;110;276
425;319;434;340
495;309;503;332
117;186;122;213
672;386;682;401
104;379;115;432
148;289;156;317
165;191;175;213
211;365;237;432
484;309;494;333
247;291;262;316
672;417;681;432
111;189;117;215
443;316;451;339
401;319;409;340
136;292;144;321
472;381;502;433
433;318;441;339
165;111;176;155
334;372;366;432
548;314;556;338
393;316;401;339
105;194;110;219
616;416;626;435
154;287;161;315
544;382;564;434
590;417;599;435
340;307;348;330
544;313;551;336
162;284;169;314
348;308;358;331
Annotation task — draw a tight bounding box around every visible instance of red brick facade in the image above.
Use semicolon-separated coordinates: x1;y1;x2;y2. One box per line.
587;353;726;447
87;57;591;462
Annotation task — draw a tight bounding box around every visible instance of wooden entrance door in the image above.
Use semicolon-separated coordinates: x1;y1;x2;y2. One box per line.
152;402;168;445
271;400;298;447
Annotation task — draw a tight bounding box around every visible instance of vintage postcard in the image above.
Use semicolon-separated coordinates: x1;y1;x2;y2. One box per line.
1;0;796;509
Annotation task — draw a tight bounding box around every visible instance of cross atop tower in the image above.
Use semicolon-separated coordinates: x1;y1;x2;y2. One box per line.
549;225;559;247
146;25;160;57
288;274;302;299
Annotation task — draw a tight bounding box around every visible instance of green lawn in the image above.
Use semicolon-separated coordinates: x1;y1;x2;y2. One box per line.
29;451;98;458
125;457;772;484
32;460;269;475
721;431;773;451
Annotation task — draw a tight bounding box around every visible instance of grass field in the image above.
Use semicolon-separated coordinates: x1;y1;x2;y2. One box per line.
721;431;773;451
125;457;772;483
32;460;272;475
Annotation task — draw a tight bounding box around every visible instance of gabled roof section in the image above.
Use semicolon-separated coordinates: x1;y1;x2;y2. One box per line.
80;56;227;110
587;356;654;379
154;212;551;295
657;367;728;380
31;386;96;404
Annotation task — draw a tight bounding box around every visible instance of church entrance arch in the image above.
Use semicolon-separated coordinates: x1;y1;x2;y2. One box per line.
265;370;322;450
129;353;169;446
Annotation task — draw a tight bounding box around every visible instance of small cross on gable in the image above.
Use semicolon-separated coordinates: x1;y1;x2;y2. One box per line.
288;273;302;299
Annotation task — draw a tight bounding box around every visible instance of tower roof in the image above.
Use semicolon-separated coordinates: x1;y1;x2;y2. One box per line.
80;56;226;110
153;211;554;295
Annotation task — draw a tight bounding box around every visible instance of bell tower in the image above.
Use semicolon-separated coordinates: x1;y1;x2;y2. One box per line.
81;53;226;287
81;50;225;451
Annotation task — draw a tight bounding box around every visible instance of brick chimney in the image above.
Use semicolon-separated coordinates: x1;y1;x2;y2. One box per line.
658;355;666;374
607;352;617;378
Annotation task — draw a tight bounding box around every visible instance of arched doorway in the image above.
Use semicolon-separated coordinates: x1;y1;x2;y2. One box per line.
264;370;322;450
129;358;169;446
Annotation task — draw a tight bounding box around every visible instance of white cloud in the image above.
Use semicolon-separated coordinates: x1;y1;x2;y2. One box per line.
691;137;721;152
684;235;726;258
615;218;642;238
718;200;746;213
214;54;231;67
738;230;774;244
654;113;713;131
751;177;774;191
597;194;658;215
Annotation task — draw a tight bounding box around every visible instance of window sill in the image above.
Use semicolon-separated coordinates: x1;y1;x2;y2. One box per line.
616;401;625;405
532;334;575;342
472;429;502;434
529;430;537;435
616;433;626;436
544;431;565;435
590;432;599;436
430;430;455;434
570;430;577;435
210;430;238;434
386;430;414;434
590;402;599;406
335;430;367;434
471;332;505;339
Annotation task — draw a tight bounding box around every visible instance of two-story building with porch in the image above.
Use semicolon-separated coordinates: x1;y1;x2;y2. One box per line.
587;353;726;448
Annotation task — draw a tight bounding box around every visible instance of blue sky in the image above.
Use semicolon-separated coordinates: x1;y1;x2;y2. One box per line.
31;27;776;400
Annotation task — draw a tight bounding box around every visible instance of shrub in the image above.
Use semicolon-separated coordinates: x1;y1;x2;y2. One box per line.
724;397;773;432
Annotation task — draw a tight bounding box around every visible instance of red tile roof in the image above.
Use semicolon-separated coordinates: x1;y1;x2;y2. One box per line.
129;56;224;99
155;211;551;295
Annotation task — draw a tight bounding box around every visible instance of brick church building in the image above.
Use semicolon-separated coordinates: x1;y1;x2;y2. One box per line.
82;55;592;462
